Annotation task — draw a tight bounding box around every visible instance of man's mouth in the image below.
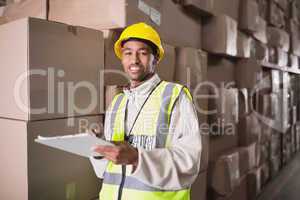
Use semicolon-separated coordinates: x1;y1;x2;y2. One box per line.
129;65;141;73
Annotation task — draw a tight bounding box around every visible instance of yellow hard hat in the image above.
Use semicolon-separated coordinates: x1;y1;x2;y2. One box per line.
114;22;164;62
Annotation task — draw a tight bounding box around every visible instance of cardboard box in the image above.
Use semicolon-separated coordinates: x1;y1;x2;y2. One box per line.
296;124;300;151
237;31;252;58
273;0;288;12
212;0;240;21
0;5;4;16
250;40;269;62
292;127;296;153
291;106;297;125
271;70;281;94
256;0;268;20
209;150;240;196
208;88;239;130
239;0;260;33
202;15;237;56
0;18;104;121
247;167;262;200
1;0;203;48
160;0;202;48
261;121;272;141
268;1;285;28
0;0;47;25
51;0;203;48
176;0;214;16
174;47;208;123
0;115;104;200
5;0;24;4
195;88;209;125
288;54;299;69
49;0;161;30
235;59;262;89
260;93;281;123
288;20;300;56
200;135;209;172
238;88;249;118
270;133;281;157
256;143;270;166
268;47;288;67
269;155;281;178
282;142;292;164
191;171;207;200
290;1;300;23
209;133;239;161
261;162;270;185
282;71;291;91
282;73;290;130
157;44;176;82
252;17;267;44
266;27;290;52
174;0;241;20
248;162;270;193
174;47;207;89
239;143;257;176
238;114;261;146
207;56;235;86
214;175;248;200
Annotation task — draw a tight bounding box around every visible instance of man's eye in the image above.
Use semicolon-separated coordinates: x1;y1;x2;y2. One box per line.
140;51;149;55
123;51;132;56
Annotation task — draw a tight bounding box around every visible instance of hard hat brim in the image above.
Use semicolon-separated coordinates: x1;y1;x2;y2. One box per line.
114;37;164;63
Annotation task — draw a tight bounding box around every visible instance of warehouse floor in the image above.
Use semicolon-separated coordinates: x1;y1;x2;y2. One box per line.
258;153;300;200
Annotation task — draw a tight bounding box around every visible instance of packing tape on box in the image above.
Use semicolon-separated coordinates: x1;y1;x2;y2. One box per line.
138;0;161;26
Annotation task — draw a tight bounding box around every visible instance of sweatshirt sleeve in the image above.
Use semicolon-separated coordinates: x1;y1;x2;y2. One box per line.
131;91;202;190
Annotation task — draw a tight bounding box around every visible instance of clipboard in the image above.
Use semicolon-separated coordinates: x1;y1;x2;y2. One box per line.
35;133;114;158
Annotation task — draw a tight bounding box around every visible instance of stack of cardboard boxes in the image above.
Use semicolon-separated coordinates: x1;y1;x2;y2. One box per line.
0;1;207;200
0;17;105;200
0;0;300;200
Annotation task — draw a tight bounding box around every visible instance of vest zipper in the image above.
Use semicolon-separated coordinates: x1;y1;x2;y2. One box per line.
117;165;126;200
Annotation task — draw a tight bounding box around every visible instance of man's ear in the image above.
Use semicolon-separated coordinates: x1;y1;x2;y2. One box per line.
152;55;159;66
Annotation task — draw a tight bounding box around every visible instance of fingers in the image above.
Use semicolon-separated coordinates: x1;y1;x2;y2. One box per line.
91;142;137;165
92;145;116;153
91;145;121;163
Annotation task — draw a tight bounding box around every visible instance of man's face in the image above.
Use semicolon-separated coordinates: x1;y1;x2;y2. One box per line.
121;40;156;83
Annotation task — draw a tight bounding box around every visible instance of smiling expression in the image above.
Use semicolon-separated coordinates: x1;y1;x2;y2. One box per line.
121;40;157;85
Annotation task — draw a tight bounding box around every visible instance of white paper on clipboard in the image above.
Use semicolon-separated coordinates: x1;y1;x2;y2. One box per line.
35;133;114;158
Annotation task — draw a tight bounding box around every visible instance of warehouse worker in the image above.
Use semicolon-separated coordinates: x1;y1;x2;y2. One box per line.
90;22;202;200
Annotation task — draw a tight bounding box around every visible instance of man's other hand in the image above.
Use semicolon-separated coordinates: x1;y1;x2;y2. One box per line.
92;142;138;167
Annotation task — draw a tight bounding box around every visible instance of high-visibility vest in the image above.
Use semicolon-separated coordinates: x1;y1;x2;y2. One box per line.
100;81;193;200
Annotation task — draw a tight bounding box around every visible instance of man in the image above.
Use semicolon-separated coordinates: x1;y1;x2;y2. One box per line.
90;22;202;200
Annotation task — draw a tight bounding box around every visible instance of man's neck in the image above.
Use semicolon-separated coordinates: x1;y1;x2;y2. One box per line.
130;73;155;89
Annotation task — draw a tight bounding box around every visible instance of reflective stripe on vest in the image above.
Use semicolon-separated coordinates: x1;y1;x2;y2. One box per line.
100;81;192;200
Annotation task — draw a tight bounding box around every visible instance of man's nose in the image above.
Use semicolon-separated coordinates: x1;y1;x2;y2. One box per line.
131;52;140;64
